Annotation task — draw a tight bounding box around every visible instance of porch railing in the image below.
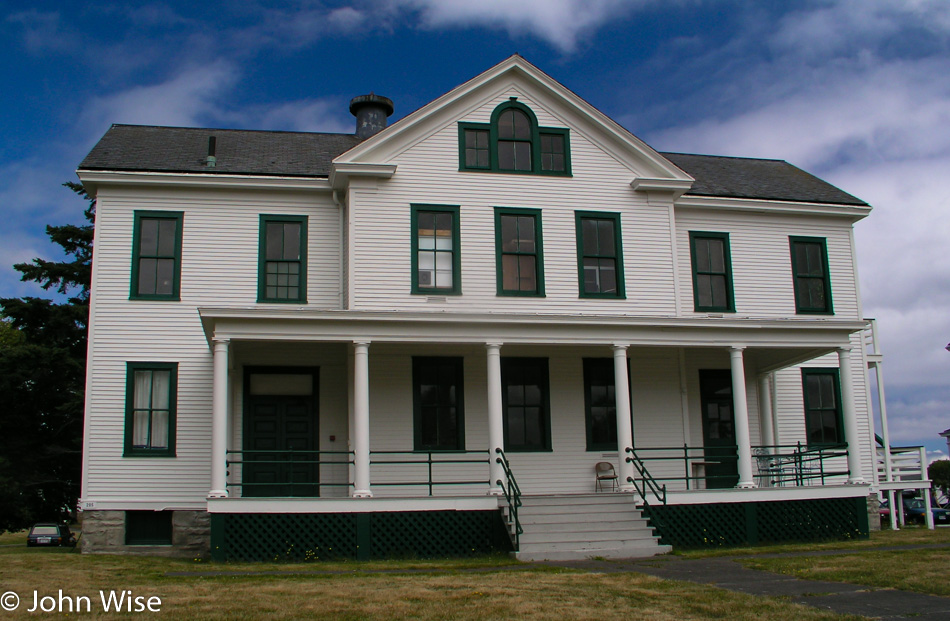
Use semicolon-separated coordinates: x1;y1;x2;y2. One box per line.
369;450;491;496
625;447;667;505
626;443;849;491
495;448;523;551
876;445;927;484
225;449;354;497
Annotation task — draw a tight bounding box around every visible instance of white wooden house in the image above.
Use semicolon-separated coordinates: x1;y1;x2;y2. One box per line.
77;56;879;560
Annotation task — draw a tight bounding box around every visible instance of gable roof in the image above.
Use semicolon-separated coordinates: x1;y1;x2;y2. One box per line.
78;124;867;206
78;124;361;177
662;152;867;206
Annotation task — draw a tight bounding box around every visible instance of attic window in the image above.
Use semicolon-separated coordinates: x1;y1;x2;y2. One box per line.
458;101;571;176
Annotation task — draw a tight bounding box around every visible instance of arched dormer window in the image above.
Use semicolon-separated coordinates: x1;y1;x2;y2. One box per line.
459;99;571;176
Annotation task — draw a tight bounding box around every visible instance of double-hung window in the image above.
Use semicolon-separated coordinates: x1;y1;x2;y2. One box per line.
412;204;461;294
575;211;625;298
689;232;735;312
801;368;843;446
495;208;544;296
130;211;183;300
259;215;307;302
125;362;177;457
459;100;571;176
413;357;465;451
790;236;833;314
502;358;551;452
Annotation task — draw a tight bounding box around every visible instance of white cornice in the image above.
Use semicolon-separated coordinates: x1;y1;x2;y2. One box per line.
631;177;694;199
675;194;872;220
76;170;333;194
328;162;397;190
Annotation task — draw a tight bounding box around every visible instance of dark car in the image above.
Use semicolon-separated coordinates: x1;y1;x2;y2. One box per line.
26;523;76;547
880;498;950;526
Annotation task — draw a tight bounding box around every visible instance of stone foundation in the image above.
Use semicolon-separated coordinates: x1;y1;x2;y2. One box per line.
81;510;211;557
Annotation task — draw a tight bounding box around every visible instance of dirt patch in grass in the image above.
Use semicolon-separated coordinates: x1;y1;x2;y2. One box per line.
0;549;862;620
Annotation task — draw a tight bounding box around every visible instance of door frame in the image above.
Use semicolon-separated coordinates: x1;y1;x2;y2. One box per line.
242;366;320;497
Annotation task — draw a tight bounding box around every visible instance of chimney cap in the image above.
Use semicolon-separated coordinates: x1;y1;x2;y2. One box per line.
349;93;394;117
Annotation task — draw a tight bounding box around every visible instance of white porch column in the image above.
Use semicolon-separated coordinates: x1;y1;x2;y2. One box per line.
729;346;756;488
352;341;373;497
838;347;867;484
758;374;775;448
486;343;505;495
209;338;230;498
613;344;636;493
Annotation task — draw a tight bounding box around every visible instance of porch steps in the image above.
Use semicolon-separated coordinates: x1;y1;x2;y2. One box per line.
512;493;670;561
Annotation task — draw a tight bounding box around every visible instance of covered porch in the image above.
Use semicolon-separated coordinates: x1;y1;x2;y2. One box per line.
199;308;871;503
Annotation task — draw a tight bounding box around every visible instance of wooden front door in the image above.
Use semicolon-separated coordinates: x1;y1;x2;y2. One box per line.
243;369;319;497
699;369;739;489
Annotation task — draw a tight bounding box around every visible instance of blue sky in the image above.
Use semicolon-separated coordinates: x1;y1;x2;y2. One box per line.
3;0;950;460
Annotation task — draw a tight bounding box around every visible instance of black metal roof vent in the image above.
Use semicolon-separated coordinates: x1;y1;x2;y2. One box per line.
349;93;394;140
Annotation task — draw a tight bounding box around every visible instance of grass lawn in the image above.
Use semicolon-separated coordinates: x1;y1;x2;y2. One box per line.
738;527;950;598
0;545;861;620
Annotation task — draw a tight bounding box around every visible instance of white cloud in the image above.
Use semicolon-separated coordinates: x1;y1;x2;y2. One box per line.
76;61;240;136
224;99;353;134
5;9;81;54
383;0;647;53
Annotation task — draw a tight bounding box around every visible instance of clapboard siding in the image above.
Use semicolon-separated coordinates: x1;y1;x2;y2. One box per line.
675;210;860;319
83;186;343;501
348;88;679;316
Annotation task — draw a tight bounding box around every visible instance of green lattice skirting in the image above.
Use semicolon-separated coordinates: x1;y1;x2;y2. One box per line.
210;510;513;561
642;496;869;548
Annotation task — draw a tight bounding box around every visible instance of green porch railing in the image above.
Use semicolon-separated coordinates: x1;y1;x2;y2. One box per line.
625;447;667;505
627;443;850;490
369;450;491;496
495;448;523;551
225;449;353;496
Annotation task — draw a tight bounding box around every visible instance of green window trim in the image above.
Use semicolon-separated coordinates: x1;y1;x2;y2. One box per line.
790;236;834;315
689;231;736;312
130;211;183;301
501;357;552;452
575;211;625;299
583;358;636;452
411;204;462;295
801;368;844;447
494;207;545;297
458;100;572;176
412;357;465;451
258;215;308;303
124;362;178;457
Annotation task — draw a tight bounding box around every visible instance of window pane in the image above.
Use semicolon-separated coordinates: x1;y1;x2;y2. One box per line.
697;274;712;307
155;259;175;295
597;221;615;257
518;216;535;251
708;239;725;272
150;411;169;448
519;255;536;291
282;223;301;260
435;269;453;288
134;371;152;409
502;254;519;290
501;215;518;251
498;110;515;139
711;274;727;308
513;142;531;170
266;223;283;260
138;258;157;295
695;239;711;271
417;211;434;236
598;259;617;294
583;258;600;293
512;110;530;139
150;371;170;409
498;141;514;170
132;410;149;447
805;244;823;276
139;220;159;255
582;219;597;254
157;220;177;256
435;213;453;235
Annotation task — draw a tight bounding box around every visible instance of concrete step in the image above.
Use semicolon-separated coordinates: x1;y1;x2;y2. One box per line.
517;506;643;520
517;519;652;534
519;493;636;506
520;530;660;545
515;543;672;562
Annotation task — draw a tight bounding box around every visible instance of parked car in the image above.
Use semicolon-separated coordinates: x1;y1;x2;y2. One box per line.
26;523;76;547
879;498;950;525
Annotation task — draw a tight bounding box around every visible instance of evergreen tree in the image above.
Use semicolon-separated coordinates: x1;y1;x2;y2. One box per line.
0;182;93;531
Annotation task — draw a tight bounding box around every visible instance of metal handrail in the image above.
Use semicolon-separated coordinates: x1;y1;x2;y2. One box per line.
495;448;523;551
225;449;354;495
369;450;490;496
624;447;667;505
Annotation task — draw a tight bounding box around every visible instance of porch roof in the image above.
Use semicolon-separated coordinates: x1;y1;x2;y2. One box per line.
199;307;866;372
